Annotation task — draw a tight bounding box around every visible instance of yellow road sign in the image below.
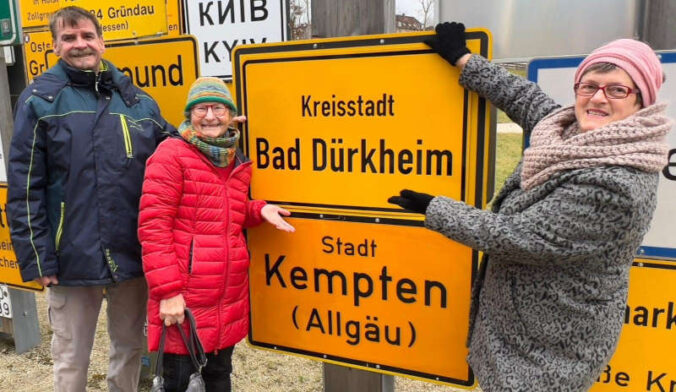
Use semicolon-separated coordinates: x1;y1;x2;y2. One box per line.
166;0;181;36
22;30;52;84
0;185;43;292
19;0;59;30
591;258;676;391
234;33;493;217
73;0;168;40
45;36;199;127
19;0;168;41
235;30;492;386
249;218;476;385
21;0;182;83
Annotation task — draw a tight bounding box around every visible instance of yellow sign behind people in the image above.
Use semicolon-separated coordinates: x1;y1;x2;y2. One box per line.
22;30;52;84
0;186;43;292
20;0;59;29
19;0;168;41
72;0;168;40
166;0;182;36
591;258;676;391
46;36;199;127
22;0;184;83
235;31;492;386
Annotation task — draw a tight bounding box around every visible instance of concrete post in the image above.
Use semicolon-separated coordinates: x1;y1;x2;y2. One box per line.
310;1;395;390
311;0;395;38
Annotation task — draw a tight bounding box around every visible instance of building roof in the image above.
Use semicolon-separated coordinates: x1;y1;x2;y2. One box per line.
396;14;423;31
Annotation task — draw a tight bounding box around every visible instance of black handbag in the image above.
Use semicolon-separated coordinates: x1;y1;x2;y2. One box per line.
151;308;208;392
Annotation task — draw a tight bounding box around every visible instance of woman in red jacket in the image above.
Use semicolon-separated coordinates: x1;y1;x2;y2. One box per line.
139;77;294;391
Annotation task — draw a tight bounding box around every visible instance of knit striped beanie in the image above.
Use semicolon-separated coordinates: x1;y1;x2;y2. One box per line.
184;77;237;117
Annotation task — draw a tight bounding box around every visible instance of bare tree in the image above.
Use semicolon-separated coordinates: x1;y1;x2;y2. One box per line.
418;0;434;29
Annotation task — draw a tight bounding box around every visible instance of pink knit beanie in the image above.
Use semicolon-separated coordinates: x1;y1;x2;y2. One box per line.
574;39;663;107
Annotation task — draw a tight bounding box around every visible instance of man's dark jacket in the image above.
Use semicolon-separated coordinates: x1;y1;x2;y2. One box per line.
8;59;176;286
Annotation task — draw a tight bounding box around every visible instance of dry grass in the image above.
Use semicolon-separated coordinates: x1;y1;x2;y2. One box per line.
0;292;469;391
494;132;523;191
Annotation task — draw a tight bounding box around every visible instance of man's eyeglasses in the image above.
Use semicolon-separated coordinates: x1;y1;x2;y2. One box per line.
192;104;229;117
574;82;640;99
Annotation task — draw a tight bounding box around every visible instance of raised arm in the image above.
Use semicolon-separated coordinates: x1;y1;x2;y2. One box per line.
423;166;651;265
426;22;560;134
459;55;560;134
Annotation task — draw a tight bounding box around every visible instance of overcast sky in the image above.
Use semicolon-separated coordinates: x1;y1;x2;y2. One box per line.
396;0;418;16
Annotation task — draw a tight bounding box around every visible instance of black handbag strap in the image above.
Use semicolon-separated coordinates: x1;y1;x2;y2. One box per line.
154;308;207;381
154;320;167;381
178;309;207;371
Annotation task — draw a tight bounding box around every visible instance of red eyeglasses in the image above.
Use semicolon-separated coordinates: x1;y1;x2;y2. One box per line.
574;82;640;99
192;104;228;117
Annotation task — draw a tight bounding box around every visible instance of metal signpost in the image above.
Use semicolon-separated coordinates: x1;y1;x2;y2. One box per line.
528;52;676;392
234;30;493;388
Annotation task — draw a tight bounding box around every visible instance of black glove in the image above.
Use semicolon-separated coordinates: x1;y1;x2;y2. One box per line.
388;189;434;214
424;22;471;66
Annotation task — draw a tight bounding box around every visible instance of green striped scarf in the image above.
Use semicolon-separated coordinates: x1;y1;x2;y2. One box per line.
179;120;240;167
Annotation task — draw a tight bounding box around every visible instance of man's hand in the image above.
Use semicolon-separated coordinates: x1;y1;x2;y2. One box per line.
424;22;471;66
261;204;295;233
159;294;186;326
388;189;435;214
34;275;58;286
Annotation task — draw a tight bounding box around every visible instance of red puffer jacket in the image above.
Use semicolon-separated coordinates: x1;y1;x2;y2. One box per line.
139;137;265;354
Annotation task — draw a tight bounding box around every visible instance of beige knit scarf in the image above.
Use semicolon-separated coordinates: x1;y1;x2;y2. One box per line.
521;102;672;190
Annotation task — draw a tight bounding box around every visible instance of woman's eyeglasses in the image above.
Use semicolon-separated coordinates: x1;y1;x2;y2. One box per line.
192;104;228;117
574;82;640;99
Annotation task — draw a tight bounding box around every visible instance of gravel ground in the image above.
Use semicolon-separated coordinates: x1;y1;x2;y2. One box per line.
0;292;472;391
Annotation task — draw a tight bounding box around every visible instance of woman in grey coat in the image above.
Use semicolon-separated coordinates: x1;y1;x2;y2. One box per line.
389;23;672;391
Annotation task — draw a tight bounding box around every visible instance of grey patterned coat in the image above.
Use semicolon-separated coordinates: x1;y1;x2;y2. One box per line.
425;56;659;391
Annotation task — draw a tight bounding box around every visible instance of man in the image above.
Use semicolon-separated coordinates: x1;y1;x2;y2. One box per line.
7;6;175;391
